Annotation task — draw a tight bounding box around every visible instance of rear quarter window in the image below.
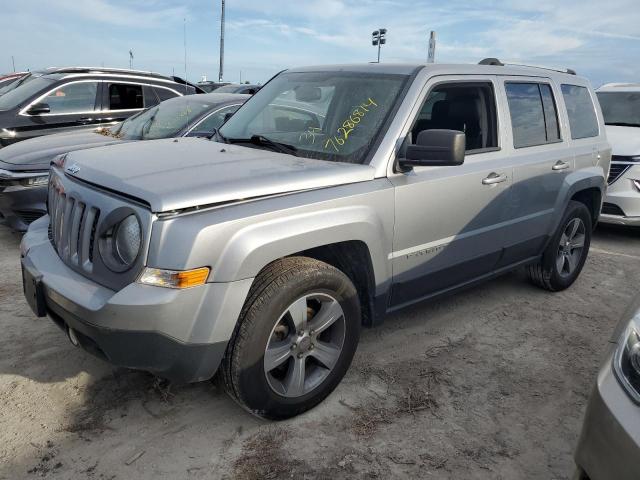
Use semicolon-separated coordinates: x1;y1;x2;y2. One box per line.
561;84;599;139
505;82;560;148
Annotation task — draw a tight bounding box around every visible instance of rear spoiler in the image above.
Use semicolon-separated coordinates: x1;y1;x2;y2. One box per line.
170;76;207;94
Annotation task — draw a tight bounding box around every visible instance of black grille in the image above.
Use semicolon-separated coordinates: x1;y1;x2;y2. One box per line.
15;210;45;225
601;202;626;216
48;180;101;272
608;163;631;185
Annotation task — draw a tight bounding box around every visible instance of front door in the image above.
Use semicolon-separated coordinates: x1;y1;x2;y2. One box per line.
389;76;513;308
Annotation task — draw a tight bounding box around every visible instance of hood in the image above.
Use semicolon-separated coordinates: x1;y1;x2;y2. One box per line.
63;138;376;212
605;125;640;157
0;130;126;170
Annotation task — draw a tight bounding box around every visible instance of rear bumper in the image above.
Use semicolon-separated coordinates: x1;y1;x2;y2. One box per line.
21;216;254;383
575;348;640;480
0;184;47;232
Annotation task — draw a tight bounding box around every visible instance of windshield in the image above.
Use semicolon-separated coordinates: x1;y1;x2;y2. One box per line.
108;96;216;140
0;76;55;111
597;91;640;127
219;71;409;164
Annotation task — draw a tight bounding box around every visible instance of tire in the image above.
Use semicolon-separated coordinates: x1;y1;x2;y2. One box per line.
527;200;592;291
221;256;361;419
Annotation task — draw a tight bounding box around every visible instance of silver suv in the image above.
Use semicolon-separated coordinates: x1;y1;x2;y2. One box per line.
21;60;611;419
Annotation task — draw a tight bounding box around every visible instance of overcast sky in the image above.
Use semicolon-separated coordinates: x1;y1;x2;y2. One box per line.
3;0;639;86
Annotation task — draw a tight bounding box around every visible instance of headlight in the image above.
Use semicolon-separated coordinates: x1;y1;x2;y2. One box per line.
99;214;142;270
19;175;48;188
114;215;141;266
614;312;640;403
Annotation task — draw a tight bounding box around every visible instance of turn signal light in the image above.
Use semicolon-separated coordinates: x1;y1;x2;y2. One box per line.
137;267;210;289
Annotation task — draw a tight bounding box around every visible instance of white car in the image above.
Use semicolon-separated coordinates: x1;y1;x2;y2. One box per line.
596;83;640;226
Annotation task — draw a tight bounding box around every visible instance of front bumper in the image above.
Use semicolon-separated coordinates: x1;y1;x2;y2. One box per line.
575;347;640;480
600;164;640;226
21;216;254;383
0;184;47;231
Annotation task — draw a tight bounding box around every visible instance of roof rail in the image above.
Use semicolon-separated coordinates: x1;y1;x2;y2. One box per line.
44;66;171;79
599;82;640;89
478;58;576;75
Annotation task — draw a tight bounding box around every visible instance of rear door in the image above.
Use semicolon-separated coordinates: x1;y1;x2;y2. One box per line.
498;77;573;265
389;75;513;308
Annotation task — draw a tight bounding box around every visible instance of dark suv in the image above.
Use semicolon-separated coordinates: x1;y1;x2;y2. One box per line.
0;67;203;147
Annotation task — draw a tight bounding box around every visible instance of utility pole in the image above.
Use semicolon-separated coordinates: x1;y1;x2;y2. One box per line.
129;49;134;69
184;18;188;93
371;29;387;63
11;56;16;72
427;31;436;63
218;0;225;82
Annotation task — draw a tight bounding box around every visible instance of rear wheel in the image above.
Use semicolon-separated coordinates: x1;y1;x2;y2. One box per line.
528;200;592;291
222;257;360;419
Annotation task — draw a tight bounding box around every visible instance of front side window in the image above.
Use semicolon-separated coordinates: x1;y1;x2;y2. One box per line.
43;82;99;114
108;83;144;110
111;97;217;140
597;91;640;128
506;82;561;148
219;71;410;164
410;82;498;152
0;76;56;111
561;84;599;139
192;104;241;133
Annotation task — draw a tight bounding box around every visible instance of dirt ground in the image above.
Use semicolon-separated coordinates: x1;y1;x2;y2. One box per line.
1;224;639;480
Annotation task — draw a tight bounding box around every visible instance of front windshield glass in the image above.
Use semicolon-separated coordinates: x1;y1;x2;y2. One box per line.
0;76;55;111
219;71;409;164
107;97;216;140
597;92;640;127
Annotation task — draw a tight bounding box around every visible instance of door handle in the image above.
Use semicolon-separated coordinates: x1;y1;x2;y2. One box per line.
552;160;570;171
482;172;508;185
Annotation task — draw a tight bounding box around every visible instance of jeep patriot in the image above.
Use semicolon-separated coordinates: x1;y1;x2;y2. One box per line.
21;60;611;418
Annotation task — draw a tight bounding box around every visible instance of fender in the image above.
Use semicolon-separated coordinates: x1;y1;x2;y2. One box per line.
551;165;606;234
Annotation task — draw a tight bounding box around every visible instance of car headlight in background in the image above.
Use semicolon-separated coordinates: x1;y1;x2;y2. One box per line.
19;175;48;188
614;312;640;403
99;214;142;270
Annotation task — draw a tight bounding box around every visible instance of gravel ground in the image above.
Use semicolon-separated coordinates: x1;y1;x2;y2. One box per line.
0;224;639;480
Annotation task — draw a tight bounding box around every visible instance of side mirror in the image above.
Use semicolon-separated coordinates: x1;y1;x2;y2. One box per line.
26;103;51;115
398;129;465;172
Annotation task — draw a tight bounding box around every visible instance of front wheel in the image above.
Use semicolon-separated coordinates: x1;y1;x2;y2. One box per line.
222;257;361;419
527;200;592;291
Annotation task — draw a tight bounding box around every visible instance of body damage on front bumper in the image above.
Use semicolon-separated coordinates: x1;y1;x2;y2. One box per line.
21;216;254;382
575;348;640;480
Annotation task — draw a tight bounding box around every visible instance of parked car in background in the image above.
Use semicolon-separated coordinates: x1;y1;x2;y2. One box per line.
0;72;28;91
197;81;231;93
574;294;640;480
21;60;609;419
596;83;640;226
214;83;261;95
0;67;204;148
0;93;247;231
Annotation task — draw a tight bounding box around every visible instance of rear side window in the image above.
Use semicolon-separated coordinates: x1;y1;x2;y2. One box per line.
561;84;599;139
155;87;179;102
505;82;561;148
108;83;143;110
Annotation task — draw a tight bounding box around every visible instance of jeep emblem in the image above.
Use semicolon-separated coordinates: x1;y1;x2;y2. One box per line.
67;164;81;174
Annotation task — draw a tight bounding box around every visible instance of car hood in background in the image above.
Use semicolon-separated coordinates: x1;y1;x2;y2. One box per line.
62;137;376;212
0;130;127;170
605;125;640;157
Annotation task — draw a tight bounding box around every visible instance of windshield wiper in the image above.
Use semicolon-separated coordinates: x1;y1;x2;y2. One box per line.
606;122;640;128
226;135;298;156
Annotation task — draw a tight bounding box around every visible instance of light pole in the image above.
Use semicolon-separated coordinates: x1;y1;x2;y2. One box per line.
218;0;225;82
371;28;387;63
